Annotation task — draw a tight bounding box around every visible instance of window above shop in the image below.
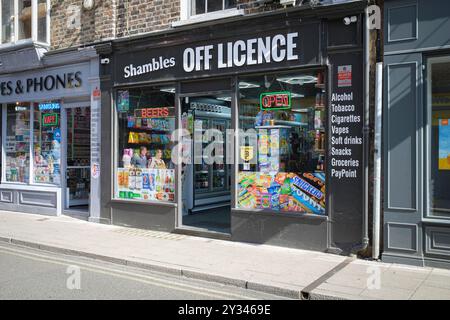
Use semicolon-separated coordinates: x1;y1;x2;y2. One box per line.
0;0;50;46
174;0;244;27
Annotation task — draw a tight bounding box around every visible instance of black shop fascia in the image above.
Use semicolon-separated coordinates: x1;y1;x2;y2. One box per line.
101;3;367;254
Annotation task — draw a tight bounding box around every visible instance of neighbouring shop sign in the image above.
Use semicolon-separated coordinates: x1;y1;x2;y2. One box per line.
115;22;320;84
260;92;291;111
0;72;82;96
0;62;90;103
38;102;61;110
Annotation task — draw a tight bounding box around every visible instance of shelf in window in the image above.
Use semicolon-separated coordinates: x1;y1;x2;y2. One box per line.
255;125;291;129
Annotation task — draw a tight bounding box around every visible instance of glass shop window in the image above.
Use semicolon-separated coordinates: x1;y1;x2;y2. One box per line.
429;58;450;217
33;103;61;185
5;103;31;183
115;86;176;202
238;71;327;215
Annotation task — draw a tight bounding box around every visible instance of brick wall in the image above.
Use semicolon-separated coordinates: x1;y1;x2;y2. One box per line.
49;0;290;50
51;0;115;50
116;0;180;38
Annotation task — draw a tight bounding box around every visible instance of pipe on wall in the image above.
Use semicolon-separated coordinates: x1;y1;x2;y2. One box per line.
352;5;371;254
372;62;383;260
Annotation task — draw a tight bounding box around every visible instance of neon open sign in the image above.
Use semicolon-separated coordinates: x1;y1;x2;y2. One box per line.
260;91;291;110
42;113;59;126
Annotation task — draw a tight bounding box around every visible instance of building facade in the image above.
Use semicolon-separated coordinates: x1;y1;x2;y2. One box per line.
0;0;102;218
383;0;450;268
96;0;372;253
0;0;383;256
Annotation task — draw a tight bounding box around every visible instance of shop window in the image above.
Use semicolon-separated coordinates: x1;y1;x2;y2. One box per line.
429;58;450;218
33;103;61;185
115;87;176;202
0;0;50;45
238;71;327;215
5;104;31;183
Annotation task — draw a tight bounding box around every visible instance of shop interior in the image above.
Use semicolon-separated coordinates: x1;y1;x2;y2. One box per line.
115;87;176;203
113;70;327;235
181;95;232;233
65;106;91;214
430;57;450;216
180;70;327;234
2;102;91;216
237;70;327;215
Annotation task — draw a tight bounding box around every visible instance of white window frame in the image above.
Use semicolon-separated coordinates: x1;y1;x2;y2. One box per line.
175;0;244;27
0;0;50;46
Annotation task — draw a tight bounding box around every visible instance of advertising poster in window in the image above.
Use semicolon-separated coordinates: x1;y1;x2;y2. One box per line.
439;118;450;170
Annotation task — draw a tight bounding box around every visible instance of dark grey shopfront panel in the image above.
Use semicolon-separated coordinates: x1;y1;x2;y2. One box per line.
385;0;450;54
231;210;328;251
0;188;58;215
383;0;450;268
111;202;176;232
383;53;424;264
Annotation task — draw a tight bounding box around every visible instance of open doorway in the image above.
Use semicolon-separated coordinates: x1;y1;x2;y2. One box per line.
64;106;91;217
180;94;232;234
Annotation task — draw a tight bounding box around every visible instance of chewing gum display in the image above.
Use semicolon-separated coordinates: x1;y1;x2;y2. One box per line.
238;171;326;215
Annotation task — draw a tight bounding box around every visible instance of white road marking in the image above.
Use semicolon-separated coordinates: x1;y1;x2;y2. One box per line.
0;244;256;300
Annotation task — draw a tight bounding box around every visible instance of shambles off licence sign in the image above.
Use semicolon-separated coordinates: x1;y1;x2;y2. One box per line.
116;22;321;83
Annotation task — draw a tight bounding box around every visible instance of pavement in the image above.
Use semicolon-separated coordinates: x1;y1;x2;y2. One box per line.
1;210;450;300
0;242;281;300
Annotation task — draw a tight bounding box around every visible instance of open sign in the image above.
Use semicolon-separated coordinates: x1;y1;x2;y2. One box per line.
42;113;59;126
260;92;291;110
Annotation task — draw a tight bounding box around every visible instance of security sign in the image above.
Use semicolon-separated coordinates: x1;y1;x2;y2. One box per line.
240;146;254;162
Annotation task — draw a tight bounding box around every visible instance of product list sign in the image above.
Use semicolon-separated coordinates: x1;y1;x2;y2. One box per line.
328;55;365;247
115;23;320;83
330;90;362;180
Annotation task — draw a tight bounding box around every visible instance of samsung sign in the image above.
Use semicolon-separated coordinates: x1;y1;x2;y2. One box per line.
116;24;320;83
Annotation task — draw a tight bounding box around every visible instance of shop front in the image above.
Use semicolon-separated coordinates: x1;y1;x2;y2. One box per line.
0;47;101;218
383;0;450;268
100;3;368;252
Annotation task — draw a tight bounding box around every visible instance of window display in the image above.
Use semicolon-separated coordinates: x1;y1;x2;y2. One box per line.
33;103;61;184
430;59;450;216
115;87;176;202
5;104;31;183
238;71;327;215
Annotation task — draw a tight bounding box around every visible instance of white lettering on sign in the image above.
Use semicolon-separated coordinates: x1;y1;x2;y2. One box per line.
183;32;299;73
124;56;176;79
